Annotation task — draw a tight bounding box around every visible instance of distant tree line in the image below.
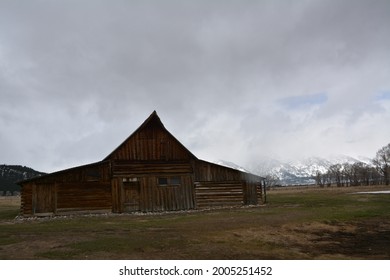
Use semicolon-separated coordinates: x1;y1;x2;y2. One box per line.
263;174;281;189
0;165;45;195
316;143;390;187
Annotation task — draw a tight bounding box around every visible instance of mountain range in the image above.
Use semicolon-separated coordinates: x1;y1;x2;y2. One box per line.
1;155;374;194
0;165;45;194
218;155;373;186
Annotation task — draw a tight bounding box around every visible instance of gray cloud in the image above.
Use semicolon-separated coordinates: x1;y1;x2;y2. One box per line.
1;0;390;172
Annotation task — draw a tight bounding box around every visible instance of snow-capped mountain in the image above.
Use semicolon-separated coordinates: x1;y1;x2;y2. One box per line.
251;155;373;185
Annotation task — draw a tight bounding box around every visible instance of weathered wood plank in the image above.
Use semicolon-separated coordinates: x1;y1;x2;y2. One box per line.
112;160;193;176
194;180;245;209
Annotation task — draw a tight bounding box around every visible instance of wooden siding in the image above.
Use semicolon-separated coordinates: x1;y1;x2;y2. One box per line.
19;161;112;215
20;183;33;215
24;161;111;184
111;177;122;213
123;181;141;212
140;175;195;212
112;160;193;177
110;160;195;212
32;183;56;214
244;181;262;205
112;175;195;213
108;125;194;161
194;160;263;208
56;182;111;213
195;181;244;209
20;158;262;216
194;160;242;181
24;181;112;215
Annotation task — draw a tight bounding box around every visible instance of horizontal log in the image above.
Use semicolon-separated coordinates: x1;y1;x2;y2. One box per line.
113;163;192;175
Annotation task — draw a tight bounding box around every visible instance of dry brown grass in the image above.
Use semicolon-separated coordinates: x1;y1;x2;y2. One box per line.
0;196;20;206
1;185;390;260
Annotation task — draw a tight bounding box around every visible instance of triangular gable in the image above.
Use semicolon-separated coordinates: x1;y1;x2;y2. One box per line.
104;111;197;161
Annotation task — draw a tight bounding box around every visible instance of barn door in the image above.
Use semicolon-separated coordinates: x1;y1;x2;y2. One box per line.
123;179;140;212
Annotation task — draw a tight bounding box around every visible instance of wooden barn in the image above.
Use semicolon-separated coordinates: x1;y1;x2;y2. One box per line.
19;111;264;216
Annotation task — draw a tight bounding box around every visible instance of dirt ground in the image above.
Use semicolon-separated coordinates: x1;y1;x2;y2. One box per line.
1;186;390;260
2;215;389;260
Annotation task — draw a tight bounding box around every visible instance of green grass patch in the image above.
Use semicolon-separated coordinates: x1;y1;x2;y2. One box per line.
267;189;390;222
0;209;20;221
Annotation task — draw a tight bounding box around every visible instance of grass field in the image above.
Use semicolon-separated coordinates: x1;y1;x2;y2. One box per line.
1;185;390;260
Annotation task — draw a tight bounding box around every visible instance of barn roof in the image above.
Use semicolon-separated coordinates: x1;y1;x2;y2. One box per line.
18;160;110;184
103;110;197;161
19;111;263;184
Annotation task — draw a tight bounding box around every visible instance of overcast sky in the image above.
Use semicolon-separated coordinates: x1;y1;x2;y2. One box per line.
1;0;390;172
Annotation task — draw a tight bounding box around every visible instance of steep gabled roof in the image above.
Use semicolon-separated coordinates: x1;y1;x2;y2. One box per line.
103;110;197;161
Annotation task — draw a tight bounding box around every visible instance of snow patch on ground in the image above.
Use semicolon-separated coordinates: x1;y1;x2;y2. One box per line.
353;190;390;194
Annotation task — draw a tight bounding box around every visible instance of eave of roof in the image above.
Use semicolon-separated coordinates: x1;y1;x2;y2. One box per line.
17;160;109;185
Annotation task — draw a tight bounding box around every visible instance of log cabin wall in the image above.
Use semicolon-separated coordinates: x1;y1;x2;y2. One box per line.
20;161;111;216
194;160;263;209
194;181;244;209
20;182;33;215
56;181;111;213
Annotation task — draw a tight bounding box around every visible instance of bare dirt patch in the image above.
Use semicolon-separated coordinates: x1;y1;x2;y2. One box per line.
309;219;390;259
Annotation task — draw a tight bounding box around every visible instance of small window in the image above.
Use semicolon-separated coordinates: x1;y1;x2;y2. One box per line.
158;177;168;185
158;177;181;186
